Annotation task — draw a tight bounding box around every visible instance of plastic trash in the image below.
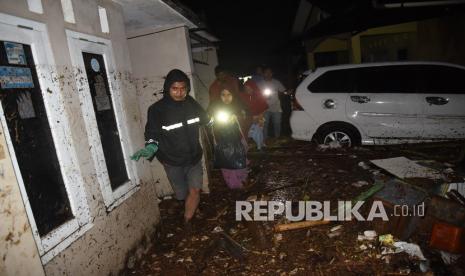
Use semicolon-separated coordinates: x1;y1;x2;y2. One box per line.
379;234;394;246
393;241;426;260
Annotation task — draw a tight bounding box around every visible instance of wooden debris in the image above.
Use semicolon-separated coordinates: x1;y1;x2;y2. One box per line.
274;220;330;232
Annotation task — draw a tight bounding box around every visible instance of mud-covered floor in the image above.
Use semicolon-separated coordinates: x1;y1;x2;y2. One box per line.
126;139;465;275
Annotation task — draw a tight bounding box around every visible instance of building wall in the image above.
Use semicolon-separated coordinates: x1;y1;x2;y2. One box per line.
0;0;162;275
0;124;45;276
192;48;218;109
306;22;418;68
416;14;465;66
306;17;465;69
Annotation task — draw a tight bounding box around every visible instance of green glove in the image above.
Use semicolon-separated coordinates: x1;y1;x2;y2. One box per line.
131;144;158;161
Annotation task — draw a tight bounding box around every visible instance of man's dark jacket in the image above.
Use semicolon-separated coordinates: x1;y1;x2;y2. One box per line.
145;69;209;166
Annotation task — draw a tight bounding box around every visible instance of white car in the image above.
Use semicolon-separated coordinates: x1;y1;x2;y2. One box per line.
291;62;465;147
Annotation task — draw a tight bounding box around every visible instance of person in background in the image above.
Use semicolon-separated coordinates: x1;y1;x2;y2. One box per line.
258;66;286;140
208;87;248;189
209;65;240;102
131;69;210;233
238;80;268;151
250;65;264;86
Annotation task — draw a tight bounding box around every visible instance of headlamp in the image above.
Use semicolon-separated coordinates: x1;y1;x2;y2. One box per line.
263;88;272;96
215;110;231;124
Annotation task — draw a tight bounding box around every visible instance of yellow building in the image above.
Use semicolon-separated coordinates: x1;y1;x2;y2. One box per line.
304;14;465;69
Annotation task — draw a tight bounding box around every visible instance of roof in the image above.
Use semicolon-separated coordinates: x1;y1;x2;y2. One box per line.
114;0;219;46
300;0;465;39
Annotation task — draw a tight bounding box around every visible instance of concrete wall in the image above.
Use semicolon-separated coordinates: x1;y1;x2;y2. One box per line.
192;48;218;109
127;25;210;196
416;14;465;66
0;0;161;275
306;17;465;68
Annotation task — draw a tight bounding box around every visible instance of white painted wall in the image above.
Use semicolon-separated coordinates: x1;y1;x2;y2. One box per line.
0;0;162;275
192;48;218;109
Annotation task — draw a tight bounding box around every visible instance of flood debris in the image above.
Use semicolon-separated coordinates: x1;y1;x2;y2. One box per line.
447;189;465;206
274;220;330;232
327;225;343;238
352;180;370;188
127;140;465;275
357;230;377;241
430;221;465;254
439;250;461;265
371;156;442;180
393;241;426;261
379;234;395;246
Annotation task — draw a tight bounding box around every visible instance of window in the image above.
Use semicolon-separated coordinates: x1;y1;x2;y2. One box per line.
98;6;109;33
66;30;139;210
27;0;43;14
314;51;349;68
0;14;91;264
417;65;465;94
82;52;128;188
61;0;76;24
308;69;353;93
0;42;73;236
354;65;417;93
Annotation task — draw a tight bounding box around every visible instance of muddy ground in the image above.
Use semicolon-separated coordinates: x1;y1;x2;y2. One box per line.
125;139;465;275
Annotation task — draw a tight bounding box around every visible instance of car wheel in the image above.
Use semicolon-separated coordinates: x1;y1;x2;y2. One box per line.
316;125;360;148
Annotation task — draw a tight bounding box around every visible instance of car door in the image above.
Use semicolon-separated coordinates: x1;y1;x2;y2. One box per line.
346;65;424;139
418;65;465;139
300;68;351;125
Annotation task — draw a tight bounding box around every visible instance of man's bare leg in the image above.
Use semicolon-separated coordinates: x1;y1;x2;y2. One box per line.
184;187;200;221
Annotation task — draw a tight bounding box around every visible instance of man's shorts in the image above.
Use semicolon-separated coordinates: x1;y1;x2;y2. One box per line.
163;160;203;200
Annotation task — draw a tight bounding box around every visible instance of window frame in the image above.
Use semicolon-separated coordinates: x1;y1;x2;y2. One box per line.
0;13;91;264
65;30;140;211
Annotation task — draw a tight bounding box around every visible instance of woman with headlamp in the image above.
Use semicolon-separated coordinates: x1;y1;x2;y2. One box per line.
207;87;248;189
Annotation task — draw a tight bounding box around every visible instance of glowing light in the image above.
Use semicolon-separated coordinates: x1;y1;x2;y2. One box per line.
215;110;231;124
263;88;272;96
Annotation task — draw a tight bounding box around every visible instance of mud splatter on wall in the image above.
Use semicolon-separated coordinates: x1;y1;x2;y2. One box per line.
0;0;214;274
1;0;164;275
0;143;4;160
0;124;45;276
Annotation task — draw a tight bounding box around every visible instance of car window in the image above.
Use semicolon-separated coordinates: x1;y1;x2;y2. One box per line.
354;65;417;93
307;69;353;93
417;65;465;94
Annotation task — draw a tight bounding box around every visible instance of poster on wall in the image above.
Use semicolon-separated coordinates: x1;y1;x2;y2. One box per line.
4;42;27;65
93;75;111;111
17;91;37;119
0;66;34;89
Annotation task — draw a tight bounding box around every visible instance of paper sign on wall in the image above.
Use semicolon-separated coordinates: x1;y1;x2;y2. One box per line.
4;41;27;65
17;91;36;119
93;75;111;111
0;66;34;89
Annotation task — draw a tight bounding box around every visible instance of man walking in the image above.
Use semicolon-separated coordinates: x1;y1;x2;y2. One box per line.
131;69;210;231
208;65;240;102
259;66;286;140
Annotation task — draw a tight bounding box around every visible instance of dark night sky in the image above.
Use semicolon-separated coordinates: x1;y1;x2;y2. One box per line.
179;0;300;76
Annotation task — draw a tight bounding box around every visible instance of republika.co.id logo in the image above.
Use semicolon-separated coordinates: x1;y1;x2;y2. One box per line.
235;200;425;222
